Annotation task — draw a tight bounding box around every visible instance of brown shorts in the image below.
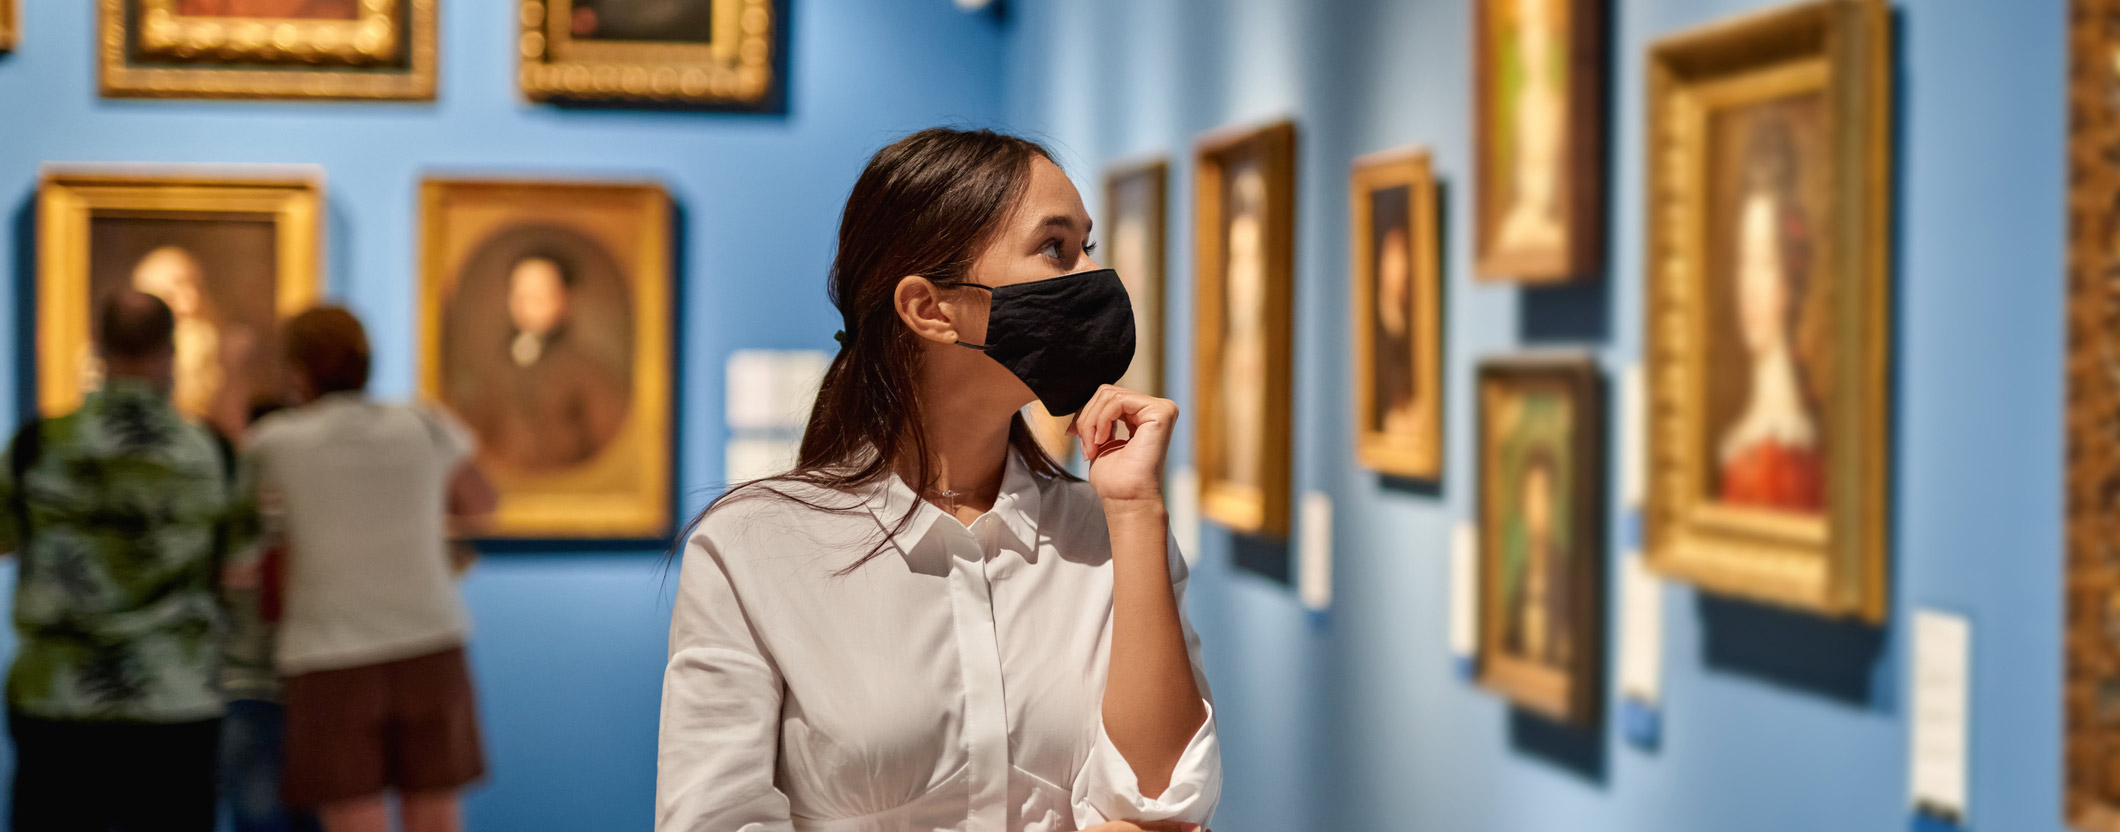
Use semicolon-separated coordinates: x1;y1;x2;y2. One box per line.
281;646;487;808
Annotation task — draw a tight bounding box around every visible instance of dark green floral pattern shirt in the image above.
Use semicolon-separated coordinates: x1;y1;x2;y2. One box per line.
0;380;254;721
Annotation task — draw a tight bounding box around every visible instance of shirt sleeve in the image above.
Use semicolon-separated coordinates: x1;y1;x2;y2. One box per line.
414;403;477;471
1071;530;1222;828
657;516;796;832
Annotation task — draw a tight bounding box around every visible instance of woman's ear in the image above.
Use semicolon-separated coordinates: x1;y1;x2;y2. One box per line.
894;275;962;345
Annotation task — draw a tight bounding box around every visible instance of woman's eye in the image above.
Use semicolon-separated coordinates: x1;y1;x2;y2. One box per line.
1084;240;1099;255
1040;240;1064;259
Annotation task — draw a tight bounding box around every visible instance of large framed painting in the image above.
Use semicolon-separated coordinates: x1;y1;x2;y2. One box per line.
36;169;323;421
1473;0;1605;282
518;0;782;108
419;179;673;539
99;0;437;99
1351;147;1443;480
1643;0;1892;621
2068;0;2120;825
1476;354;1602;724
1194;121;1296;538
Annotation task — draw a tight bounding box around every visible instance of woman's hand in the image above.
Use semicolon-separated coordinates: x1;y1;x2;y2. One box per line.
1082;822;1201;832
1071;385;1179;509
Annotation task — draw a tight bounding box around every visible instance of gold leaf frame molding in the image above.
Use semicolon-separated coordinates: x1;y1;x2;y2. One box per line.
100;0;436;100
1643;0;1893;621
2068;1;2120;827
519;0;781;107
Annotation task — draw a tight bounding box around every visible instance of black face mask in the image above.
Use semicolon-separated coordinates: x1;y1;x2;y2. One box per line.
954;268;1136;417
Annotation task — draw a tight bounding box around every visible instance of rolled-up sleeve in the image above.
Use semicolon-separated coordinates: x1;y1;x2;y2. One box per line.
1070;533;1222;828
657;525;796;832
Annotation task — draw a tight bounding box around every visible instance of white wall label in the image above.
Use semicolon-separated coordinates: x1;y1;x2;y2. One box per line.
1169;466;1203;567
1909;609;1972;824
1448;522;1479;661
1297;492;1333;611
1616;553;1665;705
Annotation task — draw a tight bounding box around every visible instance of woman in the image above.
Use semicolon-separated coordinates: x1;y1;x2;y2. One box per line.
1716;116;1823;513
658;128;1220;832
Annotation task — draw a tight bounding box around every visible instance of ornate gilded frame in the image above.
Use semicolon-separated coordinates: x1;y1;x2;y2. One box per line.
1643;0;1892;621
35;168;324;416
418;179;673;539
135;0;399;64
1475;353;1603;724
1193;120;1296;539
1472;0;1606;282
100;0;436;100
2068;0;2120;825
1351;147;1444;480
518;0;779;107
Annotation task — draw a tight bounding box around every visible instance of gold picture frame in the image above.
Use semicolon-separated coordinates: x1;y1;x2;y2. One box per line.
136;0;399;65
36;169;324;419
100;0;436;100
1193;120;1296;538
518;0;779;107
419;179;673;539
1;0;17;52
1472;0;1606;282
1643;0;1892;621
2068;0;2120;825
1476;353;1603;724
1351;147;1444;480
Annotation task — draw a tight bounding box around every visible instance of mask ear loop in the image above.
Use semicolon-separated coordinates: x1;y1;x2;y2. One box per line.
944;280;997;351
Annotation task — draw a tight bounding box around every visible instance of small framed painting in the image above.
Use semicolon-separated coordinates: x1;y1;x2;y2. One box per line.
1193;120;1296;539
419;179;674;539
1644;0;1893;621
1473;0;1606;282
1350;147;1443;480
36;169;324;420
99;0;438;100
518;0;783;108
1476;353;1603;724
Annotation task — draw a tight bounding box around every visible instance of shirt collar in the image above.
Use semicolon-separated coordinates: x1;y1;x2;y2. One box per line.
94;376;165;402
862;448;1046;559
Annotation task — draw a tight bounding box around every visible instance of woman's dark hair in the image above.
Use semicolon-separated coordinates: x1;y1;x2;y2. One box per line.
689;127;1077;572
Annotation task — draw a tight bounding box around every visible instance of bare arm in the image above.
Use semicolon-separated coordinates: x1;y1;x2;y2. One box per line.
446;461;498;539
1076;386;1208;798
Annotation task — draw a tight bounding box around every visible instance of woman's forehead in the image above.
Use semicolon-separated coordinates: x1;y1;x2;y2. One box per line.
1011;157;1089;227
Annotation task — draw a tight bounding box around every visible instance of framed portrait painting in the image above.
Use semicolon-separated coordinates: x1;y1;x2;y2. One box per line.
99;0;436;99
1644;0;1892;621
1194;121;1296;538
1476;354;1602;724
36;169;323;421
1473;0;1605;282
419;179;673;539
2067;0;2120;825
518;0;782;108
1351;147;1443;480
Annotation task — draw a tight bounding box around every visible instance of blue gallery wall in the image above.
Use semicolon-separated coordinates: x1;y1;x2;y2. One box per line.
0;1;1008;829
1006;0;2066;831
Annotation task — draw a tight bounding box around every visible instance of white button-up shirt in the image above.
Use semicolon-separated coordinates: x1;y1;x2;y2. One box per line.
657;450;1220;831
